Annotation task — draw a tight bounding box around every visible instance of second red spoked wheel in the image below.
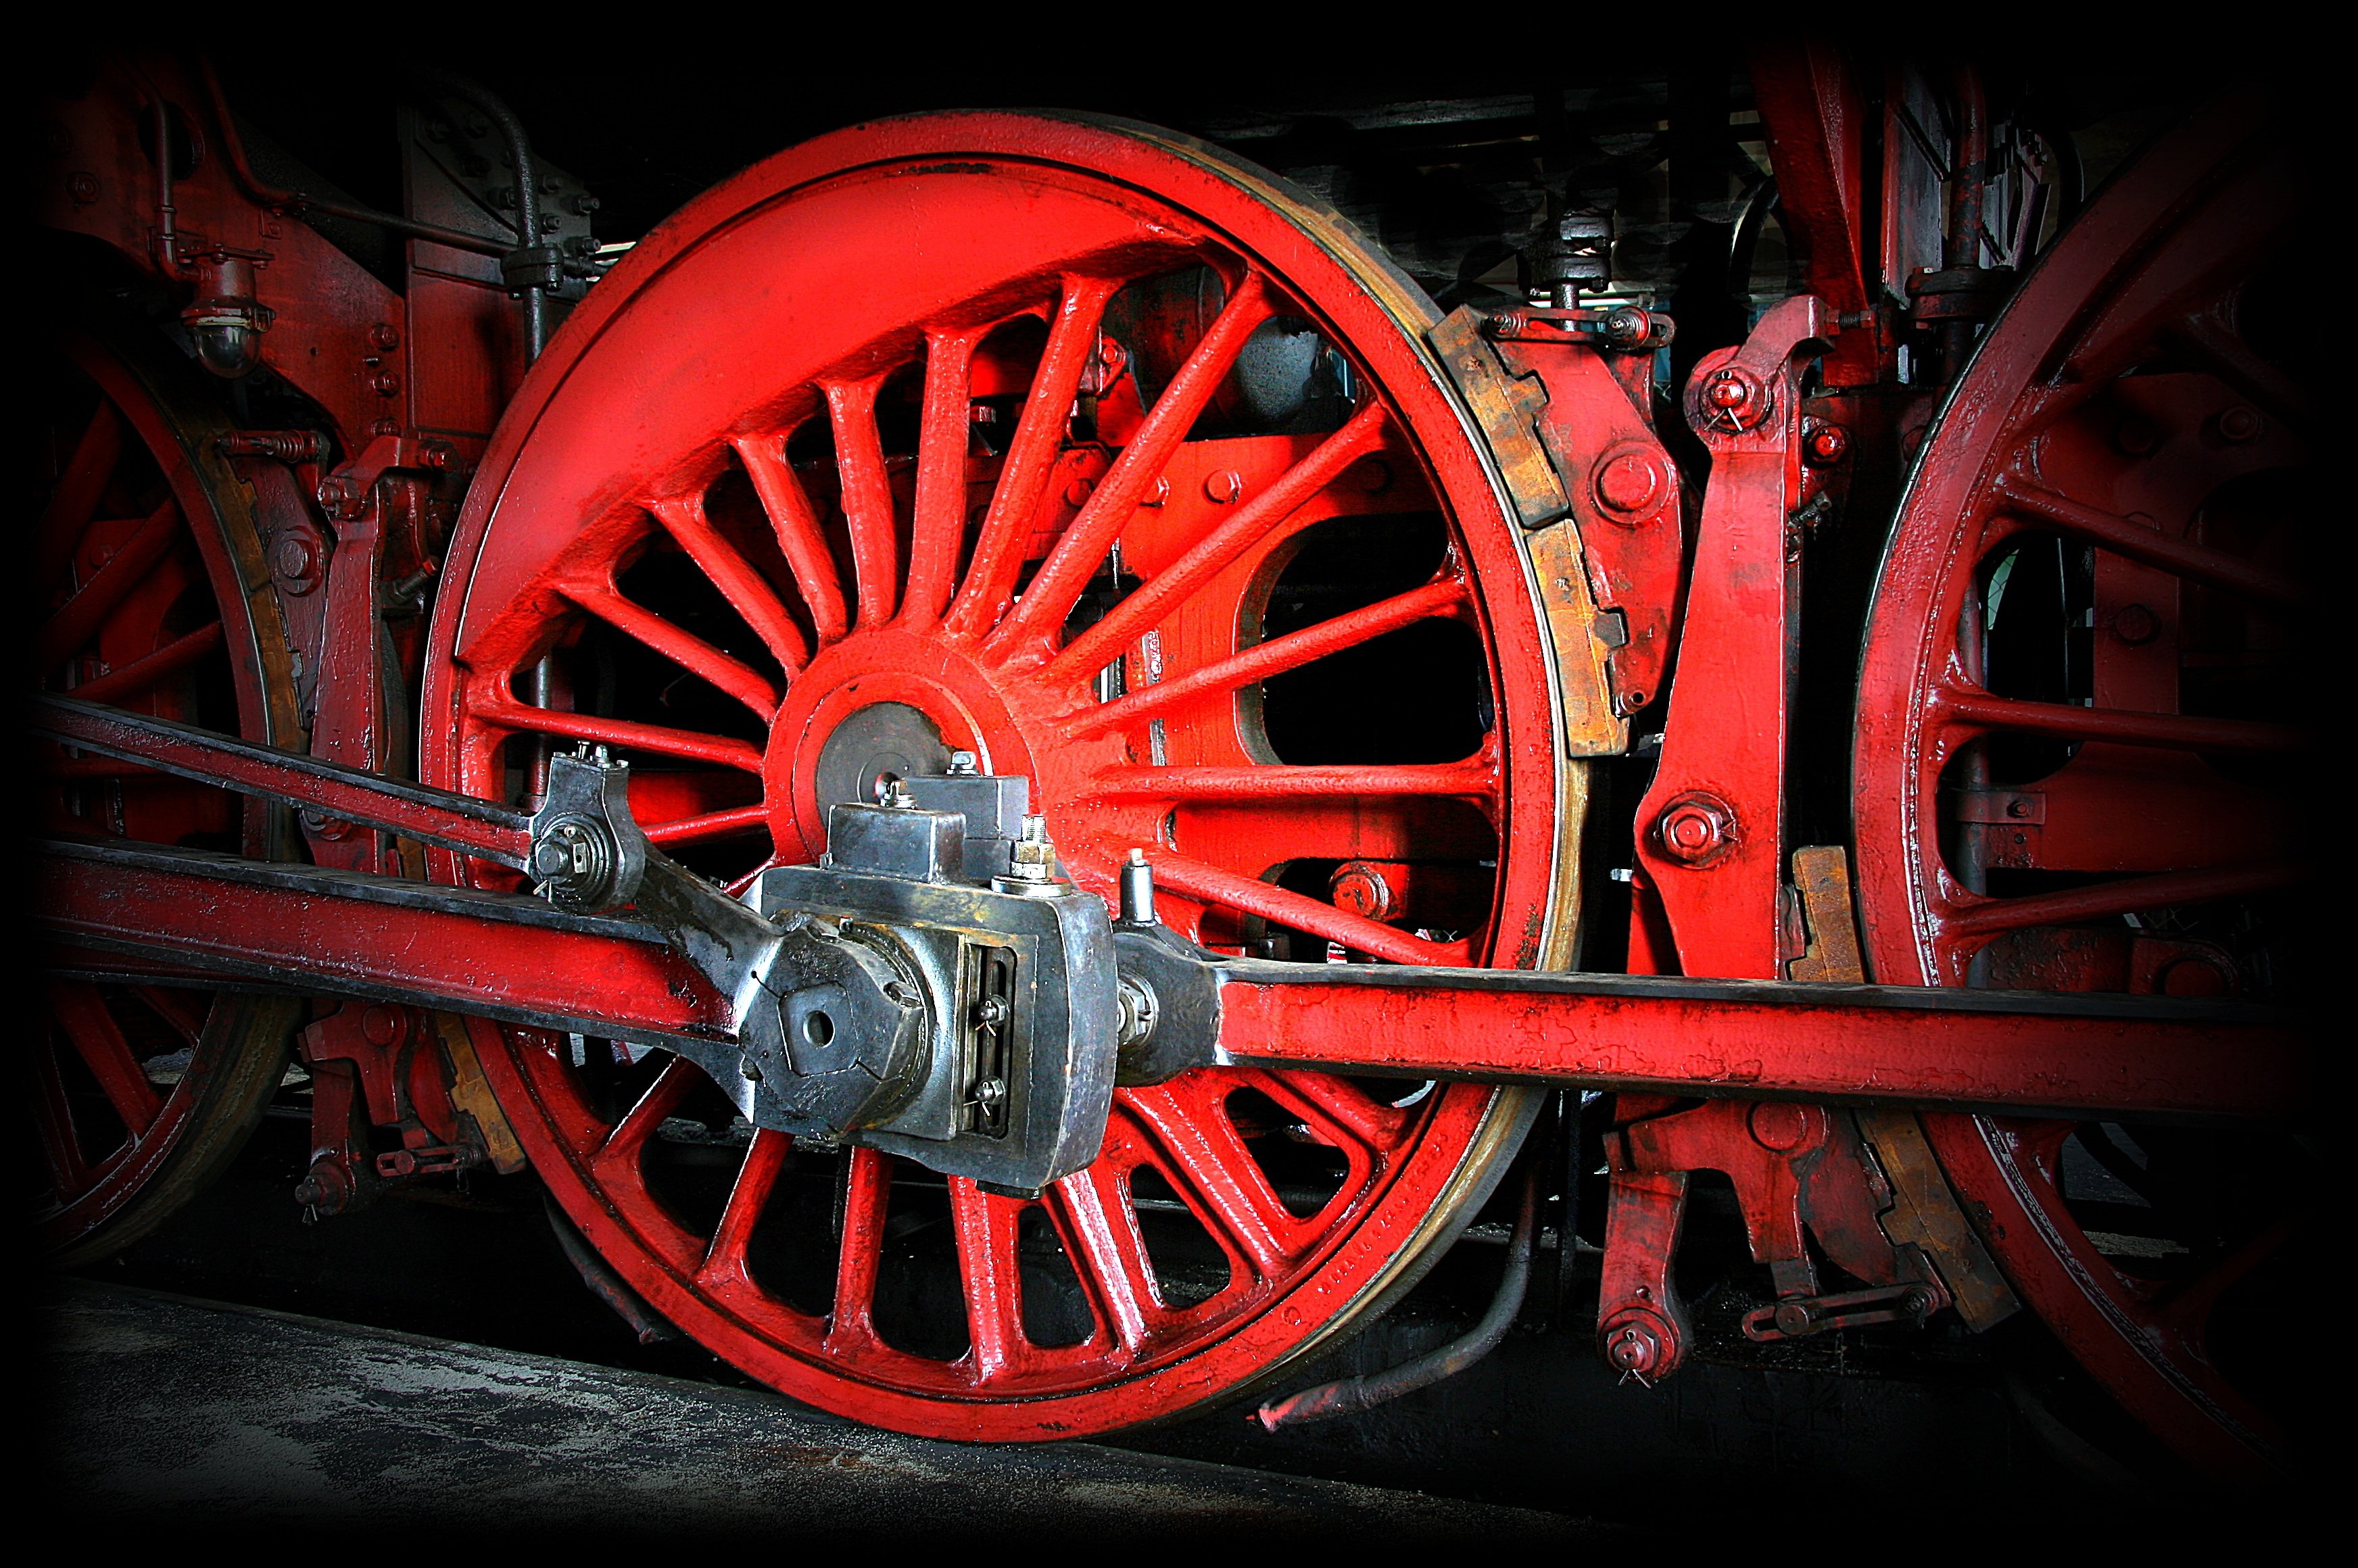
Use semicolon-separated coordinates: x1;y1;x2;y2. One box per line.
1854;93;2312;1479
421;114;1579;1438
36;316;304;1265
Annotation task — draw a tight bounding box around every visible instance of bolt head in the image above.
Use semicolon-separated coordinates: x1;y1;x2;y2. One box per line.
1204;470;1245;504
1747;1100;1811;1152
1698;366;1769;431
1329;862;1395;921
2216;405;2262;443
1603;1319;1662;1375
1656;793;1737;866
2111;603;2161;646
1804;422;1850;466
1593;450;1664;515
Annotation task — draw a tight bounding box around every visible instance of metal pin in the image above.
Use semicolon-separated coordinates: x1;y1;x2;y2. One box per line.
1120;847;1157;925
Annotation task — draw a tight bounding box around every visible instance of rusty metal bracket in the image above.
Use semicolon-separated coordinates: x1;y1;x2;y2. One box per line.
1427;305;1570;529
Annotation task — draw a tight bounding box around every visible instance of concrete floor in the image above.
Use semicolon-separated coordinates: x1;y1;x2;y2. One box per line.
38;1281;1610;1542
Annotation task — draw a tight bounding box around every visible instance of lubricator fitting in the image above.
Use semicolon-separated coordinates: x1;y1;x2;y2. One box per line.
1119;848;1157;925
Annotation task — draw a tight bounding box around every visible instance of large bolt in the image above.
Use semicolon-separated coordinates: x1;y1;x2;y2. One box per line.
1747;1100;1811;1152
1698;366;1769;431
1329;861;1397;921
1592;449;1664;516
992;814;1069;898
1204;470;1245;504
2112;603;2160;646
1601;1316;1664;1380
2216;406;2262;443
1803;421;1851;466
271;533;322;591
1655;793;1738;866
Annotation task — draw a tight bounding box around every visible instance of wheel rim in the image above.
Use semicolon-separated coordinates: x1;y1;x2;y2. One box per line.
421;114;1564;1438
1853;94;2309;1479
37;324;302;1263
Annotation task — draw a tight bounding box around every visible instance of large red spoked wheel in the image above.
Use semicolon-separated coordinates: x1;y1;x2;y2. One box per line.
422;114;1574;1438
1854;95;2310;1479
36;320;304;1264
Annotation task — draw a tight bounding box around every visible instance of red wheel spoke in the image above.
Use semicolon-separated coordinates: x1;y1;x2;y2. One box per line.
1092;759;1494;803
472;696;763;773
1045;402;1391;685
946;1176;1028;1379
644;803;772;847
1049;1167;1155;1350
560;581;780;722
1261;1069;1410;1154
2167;311;2311;426
1123;1080;1297;1280
592;1055;700;1173
1064;576;1466;739
1940;858;2307;939
67;621;225;706
36;399;124;594
700;1128;793;1289
131;987;206;1050
1932;685;2305;756
650;495;811;675
822;375;901;627
904;326;984;627
1149;852;1472;966
825;1146;893;1350
730;431;851;646
38;498;182;672
2152;1211;2305;1338
947;275;1117;638
1990;474;2303;610
994;272;1277;654
47;981;163;1135
32;1035;90;1194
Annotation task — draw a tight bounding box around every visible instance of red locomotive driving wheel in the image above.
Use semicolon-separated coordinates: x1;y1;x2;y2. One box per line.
35;319;304;1264
1854;94;2311;1479
420;114;1579;1438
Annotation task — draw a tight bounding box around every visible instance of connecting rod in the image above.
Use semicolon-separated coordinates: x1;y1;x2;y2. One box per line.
35;696;2309;1127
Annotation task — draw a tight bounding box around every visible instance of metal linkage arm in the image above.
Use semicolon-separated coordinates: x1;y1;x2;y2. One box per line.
36;695;535;870
40;837;727;1048
1116;947;2307;1122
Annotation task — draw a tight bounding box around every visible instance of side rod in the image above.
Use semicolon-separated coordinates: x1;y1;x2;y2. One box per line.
35;697;2307;1121
36;695;533;868
1209;960;2306;1122
39;837;727;1048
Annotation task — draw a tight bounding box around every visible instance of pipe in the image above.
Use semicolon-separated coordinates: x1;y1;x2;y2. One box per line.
1944;64;1990;272
543;1192;677;1345
413;67;548;360
1256;1146;1540;1431
193;56;509;260
151;94;183;274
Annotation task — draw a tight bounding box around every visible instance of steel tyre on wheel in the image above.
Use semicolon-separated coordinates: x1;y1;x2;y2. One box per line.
35;314;306;1265
420;114;1577;1438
